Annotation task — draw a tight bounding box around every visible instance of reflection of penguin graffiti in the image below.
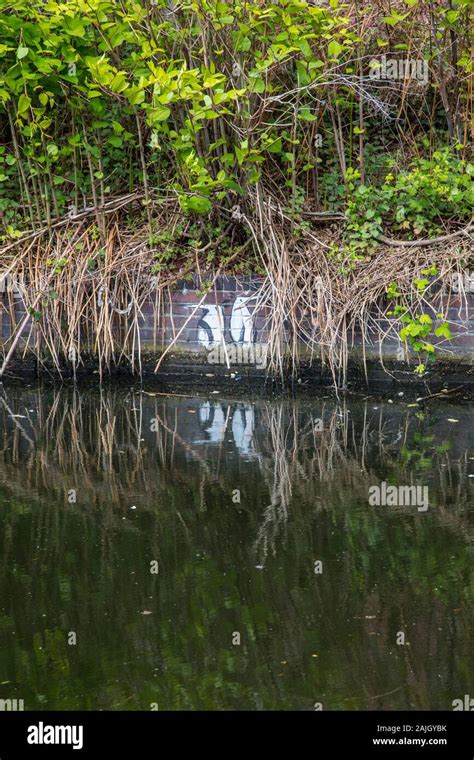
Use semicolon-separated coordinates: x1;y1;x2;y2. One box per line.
231;404;255;455
197;401;226;443
189;293;258;347
196;402;257;457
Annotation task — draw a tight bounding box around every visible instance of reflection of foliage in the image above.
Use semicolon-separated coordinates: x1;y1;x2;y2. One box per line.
0;388;472;710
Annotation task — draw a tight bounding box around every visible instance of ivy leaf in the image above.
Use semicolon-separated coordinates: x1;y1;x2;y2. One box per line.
434;323;452;340
418;314;432;325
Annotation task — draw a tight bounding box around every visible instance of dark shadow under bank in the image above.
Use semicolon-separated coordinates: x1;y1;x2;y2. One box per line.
0;352;472;401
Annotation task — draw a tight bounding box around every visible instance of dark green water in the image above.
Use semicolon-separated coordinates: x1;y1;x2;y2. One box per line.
0;387;472;711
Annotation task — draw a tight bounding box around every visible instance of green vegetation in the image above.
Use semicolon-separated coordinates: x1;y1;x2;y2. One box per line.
0;0;472;379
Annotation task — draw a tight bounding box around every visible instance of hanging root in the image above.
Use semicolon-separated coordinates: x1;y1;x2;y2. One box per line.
0;197;471;386
244;189;472;386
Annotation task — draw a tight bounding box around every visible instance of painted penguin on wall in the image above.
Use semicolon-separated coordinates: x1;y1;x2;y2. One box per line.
230;294;258;344
195;304;226;348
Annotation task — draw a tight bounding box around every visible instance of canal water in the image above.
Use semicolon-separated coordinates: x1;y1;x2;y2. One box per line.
0;386;472;710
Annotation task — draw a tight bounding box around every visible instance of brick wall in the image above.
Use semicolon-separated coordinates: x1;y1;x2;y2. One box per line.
1;274;473;364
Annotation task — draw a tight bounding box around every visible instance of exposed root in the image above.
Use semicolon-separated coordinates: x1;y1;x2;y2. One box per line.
0;197;471;387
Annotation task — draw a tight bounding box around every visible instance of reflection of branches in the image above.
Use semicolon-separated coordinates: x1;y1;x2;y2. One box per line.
253;404;293;564
252;400;473;564
0;392;34;446
0;389;470;558
150;406;212;475
253;402;372;564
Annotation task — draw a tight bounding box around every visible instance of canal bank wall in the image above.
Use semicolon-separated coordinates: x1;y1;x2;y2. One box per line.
1;274;473;392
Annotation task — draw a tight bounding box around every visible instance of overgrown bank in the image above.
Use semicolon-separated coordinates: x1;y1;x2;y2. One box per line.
0;0;472;384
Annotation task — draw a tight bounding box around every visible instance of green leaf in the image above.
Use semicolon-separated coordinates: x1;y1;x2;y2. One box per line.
17;94;31;115
298;39;312;59
382;12;409;26
16;46;29;60
185;195;212;214
64;17;86;38
237;36;251;52
150;105;171;123
328;41;343;59
299;107;316;122
110;73;128;93
249;76;265;94
434;323;452;340
267;137;283;153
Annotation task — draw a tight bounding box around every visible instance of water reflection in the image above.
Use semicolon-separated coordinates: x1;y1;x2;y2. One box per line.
0;386;472;710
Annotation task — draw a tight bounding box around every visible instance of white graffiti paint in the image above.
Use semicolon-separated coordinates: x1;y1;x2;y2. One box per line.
97;287;133;317
197;305;226;348
230;295;255;344
189;293;258;347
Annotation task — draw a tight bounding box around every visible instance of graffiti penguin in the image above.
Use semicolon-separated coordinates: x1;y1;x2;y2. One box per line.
189;293;259;348
229;294;258;344
196;304;226;348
